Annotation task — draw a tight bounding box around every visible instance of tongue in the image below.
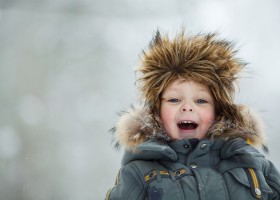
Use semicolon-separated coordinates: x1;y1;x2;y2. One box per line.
178;123;197;130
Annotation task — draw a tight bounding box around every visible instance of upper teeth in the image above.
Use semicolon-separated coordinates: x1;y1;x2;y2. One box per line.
180;121;194;124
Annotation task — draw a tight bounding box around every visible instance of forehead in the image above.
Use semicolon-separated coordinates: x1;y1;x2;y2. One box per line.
164;79;211;93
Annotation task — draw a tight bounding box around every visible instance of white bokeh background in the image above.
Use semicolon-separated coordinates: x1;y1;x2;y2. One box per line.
0;0;279;199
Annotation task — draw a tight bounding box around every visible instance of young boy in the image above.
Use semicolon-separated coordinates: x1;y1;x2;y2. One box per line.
105;30;280;200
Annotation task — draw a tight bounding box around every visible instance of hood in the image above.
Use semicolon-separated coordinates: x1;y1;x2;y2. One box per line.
113;104;267;152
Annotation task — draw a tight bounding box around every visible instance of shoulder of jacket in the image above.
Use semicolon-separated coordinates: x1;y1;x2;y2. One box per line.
121;139;177;165
220;138;264;159
216;138;267;173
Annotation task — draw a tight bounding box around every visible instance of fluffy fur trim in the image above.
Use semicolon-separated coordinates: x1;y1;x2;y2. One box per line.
113;105;169;150
207;105;267;151
113;105;267;152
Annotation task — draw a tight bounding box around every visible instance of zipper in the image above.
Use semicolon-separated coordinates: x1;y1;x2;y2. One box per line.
247;168;262;199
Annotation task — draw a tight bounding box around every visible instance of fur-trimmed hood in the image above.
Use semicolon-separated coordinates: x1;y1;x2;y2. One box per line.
113;104;267;152
136;31;246;124
113;31;267;153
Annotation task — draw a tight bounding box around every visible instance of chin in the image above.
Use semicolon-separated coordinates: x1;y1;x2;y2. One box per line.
177;132;197;139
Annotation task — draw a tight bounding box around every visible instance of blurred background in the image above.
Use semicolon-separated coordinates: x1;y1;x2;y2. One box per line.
0;0;279;199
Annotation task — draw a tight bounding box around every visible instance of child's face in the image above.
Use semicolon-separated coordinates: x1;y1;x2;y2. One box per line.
160;80;216;140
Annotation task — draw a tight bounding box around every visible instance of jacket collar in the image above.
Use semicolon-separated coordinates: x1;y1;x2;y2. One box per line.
121;137;263;166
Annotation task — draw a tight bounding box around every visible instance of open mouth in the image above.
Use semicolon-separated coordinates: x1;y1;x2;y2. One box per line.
177;120;198;130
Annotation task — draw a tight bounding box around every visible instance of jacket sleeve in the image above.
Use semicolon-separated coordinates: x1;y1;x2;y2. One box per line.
264;160;280;199
105;163;146;200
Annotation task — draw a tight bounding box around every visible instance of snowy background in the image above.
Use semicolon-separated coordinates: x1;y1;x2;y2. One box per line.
0;0;280;199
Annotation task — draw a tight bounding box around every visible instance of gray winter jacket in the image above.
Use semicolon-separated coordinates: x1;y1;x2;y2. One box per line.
105;106;280;200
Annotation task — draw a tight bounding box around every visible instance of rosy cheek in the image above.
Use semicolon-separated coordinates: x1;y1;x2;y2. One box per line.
160;108;173;127
205;113;216;125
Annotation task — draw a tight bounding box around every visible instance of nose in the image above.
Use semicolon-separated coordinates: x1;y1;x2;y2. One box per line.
182;103;193;112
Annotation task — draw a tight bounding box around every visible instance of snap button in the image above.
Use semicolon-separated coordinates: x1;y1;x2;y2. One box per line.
149;171;156;178
255;188;262;196
200;143;207;150
190;162;197;169
175;171;181;176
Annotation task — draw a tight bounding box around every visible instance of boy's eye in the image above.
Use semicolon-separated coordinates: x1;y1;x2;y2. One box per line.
196;99;207;104
168;98;180;103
